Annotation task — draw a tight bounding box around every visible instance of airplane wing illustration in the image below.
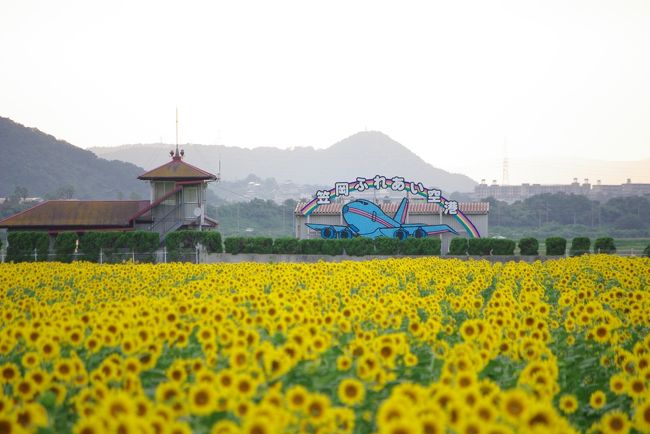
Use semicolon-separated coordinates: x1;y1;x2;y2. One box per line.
379;224;458;239
414;224;458;236
306;223;356;239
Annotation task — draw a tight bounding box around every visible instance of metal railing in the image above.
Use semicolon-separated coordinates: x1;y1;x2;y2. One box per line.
150;202;184;240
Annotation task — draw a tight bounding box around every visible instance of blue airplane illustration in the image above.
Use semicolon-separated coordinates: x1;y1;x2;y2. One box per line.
306;198;458;240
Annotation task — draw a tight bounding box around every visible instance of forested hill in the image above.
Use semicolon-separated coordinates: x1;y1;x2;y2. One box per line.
91;131;478;193
0;117;148;199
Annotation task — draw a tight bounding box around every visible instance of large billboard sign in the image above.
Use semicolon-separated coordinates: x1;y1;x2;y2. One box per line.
299;175;481;239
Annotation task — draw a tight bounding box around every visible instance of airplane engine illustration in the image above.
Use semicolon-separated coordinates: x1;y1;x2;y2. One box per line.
320;226;337;239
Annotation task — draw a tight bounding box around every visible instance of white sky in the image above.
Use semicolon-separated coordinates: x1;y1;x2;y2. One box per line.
1;0;649;182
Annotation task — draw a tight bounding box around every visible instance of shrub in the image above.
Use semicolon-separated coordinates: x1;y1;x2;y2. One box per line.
545;237;567;256
6;231;50;262
202;232;223;253
344;238;375;256
468;238;492;256
420;238;442;256
273;238;300;254
299;239;325;255
166;231;222;255
518;237;539;256
242;237;273;254
374;237;401;255
54;232;78;263
321;240;344;256
116;231;159;253
491;239;516;255
449;238;468;255
224;237;245;254
645;244;650;257
570;237;591;256
594;237;616;254
401;238;441;256
78;232;121;262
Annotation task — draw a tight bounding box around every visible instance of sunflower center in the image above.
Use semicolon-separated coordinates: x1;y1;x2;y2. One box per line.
194;390;209;406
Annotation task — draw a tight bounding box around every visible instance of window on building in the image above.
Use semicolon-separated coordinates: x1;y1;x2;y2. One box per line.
184;186;198;204
154;182;176;205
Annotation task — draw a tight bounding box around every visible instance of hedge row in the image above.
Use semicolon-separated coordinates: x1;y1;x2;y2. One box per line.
448;238;517;256
224;236;443;256
6;232;49;262
164;230;223;261
448;236;618;256
78;231;160;262
5;231;161;263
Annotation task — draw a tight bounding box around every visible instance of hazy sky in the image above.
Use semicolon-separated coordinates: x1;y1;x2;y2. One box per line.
1;0;649;183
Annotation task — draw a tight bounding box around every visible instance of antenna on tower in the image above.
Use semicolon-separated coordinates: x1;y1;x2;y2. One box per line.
501;137;510;186
175;107;179;157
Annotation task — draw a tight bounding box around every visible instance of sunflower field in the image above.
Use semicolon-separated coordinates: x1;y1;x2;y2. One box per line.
0;256;649;434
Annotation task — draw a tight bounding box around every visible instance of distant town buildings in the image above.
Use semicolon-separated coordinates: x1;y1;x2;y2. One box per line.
473;178;650;203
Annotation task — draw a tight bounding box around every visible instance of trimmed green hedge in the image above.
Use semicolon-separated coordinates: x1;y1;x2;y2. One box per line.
374;238;401;255
545;237;566;256
491;239;516;255
77;231;159;262
165;231;222;256
6;232;49;262
594;237;616;254
78;232;119;262
298;239;324;255
518;237;539;256
449;238;468;255
401;238;441;256
321;240;344;256
54;232;78;263
342;238;375;256
570;237;591;256
468;238;492;256
272;237;300;254
222;236;444;256
224;237;272;254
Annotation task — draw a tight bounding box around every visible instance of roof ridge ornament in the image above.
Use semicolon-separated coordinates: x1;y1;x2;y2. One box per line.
170;108;183;160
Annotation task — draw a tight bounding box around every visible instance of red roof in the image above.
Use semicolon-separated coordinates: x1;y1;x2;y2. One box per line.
138;155;217;181
0;200;150;229
294;201;489;215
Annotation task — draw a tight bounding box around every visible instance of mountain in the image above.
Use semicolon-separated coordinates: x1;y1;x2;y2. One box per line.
90;131;478;193
0;117;148;199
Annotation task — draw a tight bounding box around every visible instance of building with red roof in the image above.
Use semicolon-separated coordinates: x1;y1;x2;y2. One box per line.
0;148;218;241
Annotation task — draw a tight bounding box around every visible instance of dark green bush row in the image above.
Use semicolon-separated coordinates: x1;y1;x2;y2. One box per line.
645;244;650;257
6;232;49;262
593;237;616;254
570;237;591;256
53;232;78;262
225;236;442;256
78;231;160;262
165;231;223;254
518;237;539;255
448;238;516;256
545;237;566;255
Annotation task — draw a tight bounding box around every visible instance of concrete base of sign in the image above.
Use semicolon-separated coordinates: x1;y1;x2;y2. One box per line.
202;253;566;264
